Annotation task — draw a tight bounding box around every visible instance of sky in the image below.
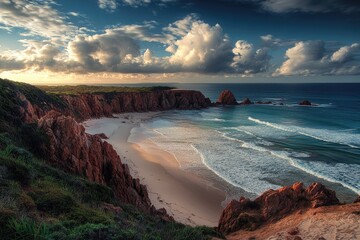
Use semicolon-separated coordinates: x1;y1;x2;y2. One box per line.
0;0;360;84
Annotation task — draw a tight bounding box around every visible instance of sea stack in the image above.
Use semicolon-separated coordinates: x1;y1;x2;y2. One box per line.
216;90;238;105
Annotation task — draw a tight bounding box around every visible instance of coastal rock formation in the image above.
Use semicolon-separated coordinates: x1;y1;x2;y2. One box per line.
299;100;312;106
218;182;340;234
216;90;238;105
239;98;253;105
62;90;210;121
38;111;154;212
354;196;360;203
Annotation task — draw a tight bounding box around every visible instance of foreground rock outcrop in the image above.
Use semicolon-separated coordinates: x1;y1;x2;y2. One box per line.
38;111;159;213
218;182;340;234
226;201;360;240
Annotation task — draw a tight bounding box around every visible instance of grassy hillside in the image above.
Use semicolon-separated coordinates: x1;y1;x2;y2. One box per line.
38;85;174;95
0;79;66;156
0;134;222;240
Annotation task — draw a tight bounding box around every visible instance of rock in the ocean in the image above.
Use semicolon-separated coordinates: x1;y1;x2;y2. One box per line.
256;101;272;104
239;98;253;105
299;100;312;106
354;195;360;203
218;182;340;234
216;90;238;105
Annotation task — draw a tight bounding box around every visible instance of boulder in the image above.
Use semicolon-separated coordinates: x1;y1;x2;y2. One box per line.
216;90;238;105
239;98;253;105
299;100;312;106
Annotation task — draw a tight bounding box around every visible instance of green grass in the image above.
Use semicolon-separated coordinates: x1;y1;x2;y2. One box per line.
38;85;174;95
0;135;223;240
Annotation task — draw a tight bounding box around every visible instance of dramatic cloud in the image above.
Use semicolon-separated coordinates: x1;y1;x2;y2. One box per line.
275;41;360;76
0;0;77;41
0;11;282;76
167;17;233;72
68;30;141;72
232;40;270;74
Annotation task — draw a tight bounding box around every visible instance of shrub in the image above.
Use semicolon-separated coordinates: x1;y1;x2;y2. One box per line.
30;181;77;216
64;205;113;225
7;218;49;240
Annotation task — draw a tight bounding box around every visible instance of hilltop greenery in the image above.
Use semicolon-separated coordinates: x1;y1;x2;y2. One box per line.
38;85;174;95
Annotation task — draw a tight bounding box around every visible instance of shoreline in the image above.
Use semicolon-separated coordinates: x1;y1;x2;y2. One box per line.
84;112;226;226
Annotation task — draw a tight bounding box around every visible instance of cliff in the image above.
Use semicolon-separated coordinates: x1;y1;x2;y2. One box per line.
61;89;211;121
0;79;210;221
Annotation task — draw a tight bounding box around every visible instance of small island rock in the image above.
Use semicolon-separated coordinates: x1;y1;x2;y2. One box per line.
299;100;312;106
216;90;238;105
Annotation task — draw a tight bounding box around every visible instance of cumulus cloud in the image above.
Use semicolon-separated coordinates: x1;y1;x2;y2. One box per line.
68;29;141;72
0;0;77;41
98;0;117;12
275;41;360;76
0;13;276;75
167;18;233;72
232;40;270;74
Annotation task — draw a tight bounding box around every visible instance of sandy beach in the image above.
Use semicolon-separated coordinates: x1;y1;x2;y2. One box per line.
84;112;226;226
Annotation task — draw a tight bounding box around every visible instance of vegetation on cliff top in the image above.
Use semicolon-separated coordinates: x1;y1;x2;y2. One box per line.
0;79;65;156
38;85;174;95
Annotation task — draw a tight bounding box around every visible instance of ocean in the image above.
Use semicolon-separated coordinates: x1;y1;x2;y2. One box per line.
127;83;360;202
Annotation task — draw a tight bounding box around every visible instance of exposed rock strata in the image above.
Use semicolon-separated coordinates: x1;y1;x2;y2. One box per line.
218;182;340;234
61;90;211;121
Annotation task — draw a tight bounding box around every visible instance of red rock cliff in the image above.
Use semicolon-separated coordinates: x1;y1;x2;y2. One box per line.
15;88;209;219
61;89;211;120
38;111;156;213
218;182;340;234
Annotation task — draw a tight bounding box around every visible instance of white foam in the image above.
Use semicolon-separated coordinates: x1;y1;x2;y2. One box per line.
218;132;360;194
248;117;360;148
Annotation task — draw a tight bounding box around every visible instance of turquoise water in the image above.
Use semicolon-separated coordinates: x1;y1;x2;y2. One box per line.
129;83;360;201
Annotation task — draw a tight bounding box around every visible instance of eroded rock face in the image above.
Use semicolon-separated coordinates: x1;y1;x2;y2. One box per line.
354;196;360;203
216;90;238;105
218;182;340;234
61;90;210;121
38;111;157;215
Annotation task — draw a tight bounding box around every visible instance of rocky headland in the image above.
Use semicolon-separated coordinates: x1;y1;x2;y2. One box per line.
0;79;358;239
